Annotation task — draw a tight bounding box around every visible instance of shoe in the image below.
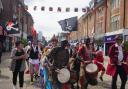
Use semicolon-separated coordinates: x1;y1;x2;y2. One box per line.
99;76;103;81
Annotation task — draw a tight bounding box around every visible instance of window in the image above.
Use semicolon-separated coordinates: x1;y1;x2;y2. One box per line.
97;7;104;17
111;16;120;31
111;0;120;9
96;22;103;33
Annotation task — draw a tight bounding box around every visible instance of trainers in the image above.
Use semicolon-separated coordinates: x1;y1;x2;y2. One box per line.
99;76;103;81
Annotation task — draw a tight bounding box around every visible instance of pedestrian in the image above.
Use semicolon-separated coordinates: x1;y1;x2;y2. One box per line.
29;42;42;84
24;41;31;74
106;35;128;89
77;41;91;89
10;41;27;89
93;51;105;81
0;42;2;64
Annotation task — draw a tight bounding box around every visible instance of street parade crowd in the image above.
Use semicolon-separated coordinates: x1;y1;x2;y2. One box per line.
8;34;128;89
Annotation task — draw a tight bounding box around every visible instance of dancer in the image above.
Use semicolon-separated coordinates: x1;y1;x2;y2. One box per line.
93;51;105;81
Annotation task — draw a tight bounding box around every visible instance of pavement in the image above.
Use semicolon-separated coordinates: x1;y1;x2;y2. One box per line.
0;52;128;89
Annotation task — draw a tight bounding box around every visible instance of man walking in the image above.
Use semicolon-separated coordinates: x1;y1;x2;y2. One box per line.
106;35;128;89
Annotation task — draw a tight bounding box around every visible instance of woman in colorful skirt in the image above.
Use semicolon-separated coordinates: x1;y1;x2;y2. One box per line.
40;47;52;89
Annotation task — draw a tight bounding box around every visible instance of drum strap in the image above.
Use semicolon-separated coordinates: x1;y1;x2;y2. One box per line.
97;61;103;65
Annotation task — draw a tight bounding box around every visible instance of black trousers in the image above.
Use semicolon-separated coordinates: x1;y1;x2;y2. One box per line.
0;53;2;64
112;65;127;89
13;71;24;87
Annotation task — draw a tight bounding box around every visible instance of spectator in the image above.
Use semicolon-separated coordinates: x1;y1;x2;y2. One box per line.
10;41;27;89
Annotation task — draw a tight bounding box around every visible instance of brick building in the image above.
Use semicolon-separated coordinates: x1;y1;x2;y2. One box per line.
0;0;34;51
69;0;128;55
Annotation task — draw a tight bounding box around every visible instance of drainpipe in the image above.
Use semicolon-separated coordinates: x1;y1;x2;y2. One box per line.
105;0;107;33
123;0;125;28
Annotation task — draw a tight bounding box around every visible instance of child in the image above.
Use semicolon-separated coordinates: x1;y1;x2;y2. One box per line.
93;51;105;81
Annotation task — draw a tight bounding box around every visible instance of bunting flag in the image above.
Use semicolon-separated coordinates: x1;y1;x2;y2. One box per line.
58;16;78;32
74;8;78;12
57;7;61;12
41;6;45;11
66;8;70;12
33;6;37;11
49;7;53;11
32;6;87;13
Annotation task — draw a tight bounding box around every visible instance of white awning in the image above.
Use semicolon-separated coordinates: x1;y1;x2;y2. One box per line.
105;29;124;36
123;29;128;35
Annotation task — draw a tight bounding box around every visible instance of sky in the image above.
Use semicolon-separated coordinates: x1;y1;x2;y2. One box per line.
25;0;90;40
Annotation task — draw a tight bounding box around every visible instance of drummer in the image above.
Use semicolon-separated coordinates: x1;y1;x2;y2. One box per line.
78;38;96;89
47;39;70;89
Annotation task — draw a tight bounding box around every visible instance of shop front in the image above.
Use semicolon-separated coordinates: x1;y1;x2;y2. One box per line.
104;29;124;55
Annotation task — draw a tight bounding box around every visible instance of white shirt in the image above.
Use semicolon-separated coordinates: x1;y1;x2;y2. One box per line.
115;43;123;63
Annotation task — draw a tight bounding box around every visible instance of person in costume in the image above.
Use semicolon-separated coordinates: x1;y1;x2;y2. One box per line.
29;42;42;84
40;48;52;89
93;51;105;81
47;39;70;89
106;35;128;89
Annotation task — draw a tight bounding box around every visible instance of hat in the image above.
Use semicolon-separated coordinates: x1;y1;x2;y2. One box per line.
61;40;69;47
115;35;123;40
28;41;31;44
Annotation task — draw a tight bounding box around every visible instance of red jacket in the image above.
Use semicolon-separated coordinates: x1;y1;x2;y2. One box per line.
94;56;104;71
78;46;90;61
106;44;128;76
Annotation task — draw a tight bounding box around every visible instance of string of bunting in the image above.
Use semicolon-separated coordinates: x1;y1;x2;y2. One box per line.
32;6;88;13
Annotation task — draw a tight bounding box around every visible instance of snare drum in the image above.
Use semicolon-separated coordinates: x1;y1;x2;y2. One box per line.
85;63;98;85
57;68;70;83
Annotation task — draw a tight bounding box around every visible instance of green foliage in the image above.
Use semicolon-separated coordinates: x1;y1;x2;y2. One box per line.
21;38;27;46
124;41;128;51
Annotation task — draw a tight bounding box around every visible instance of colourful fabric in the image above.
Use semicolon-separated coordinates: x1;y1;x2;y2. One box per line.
106;44;128;76
40;67;52;89
93;56;105;71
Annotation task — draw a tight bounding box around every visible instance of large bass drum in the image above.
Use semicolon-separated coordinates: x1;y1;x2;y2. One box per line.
57;68;70;83
85;63;98;85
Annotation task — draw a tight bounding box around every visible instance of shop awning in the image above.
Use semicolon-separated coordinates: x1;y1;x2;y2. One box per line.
105;29;124;36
